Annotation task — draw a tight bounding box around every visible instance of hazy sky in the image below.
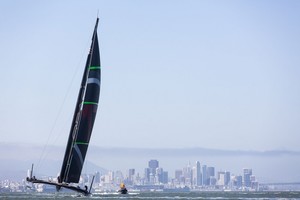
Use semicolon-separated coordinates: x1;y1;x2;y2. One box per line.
1;0;300;153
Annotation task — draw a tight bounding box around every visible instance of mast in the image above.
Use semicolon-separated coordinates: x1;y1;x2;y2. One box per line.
59;18;101;184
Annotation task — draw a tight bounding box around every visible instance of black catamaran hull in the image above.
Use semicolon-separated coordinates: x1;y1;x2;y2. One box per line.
26;177;90;195
27;18;101;196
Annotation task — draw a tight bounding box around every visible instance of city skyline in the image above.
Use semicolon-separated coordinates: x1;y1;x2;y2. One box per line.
2;158;260;192
98;159;259;191
2;157;300;193
1;143;299;183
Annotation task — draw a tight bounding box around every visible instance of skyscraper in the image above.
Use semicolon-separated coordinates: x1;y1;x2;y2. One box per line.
128;168;135;184
94;171;101;183
217;171;225;186
162;171;168;184
207;166;215;185
225;171;230;186
144;168;150;183
243;168;252;187
156;168;164;183
196;161;202;186
183;162;192;186
236;175;243;188
202;165;207;185
175;169;183;183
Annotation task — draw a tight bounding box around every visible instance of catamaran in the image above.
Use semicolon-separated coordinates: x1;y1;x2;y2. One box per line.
27;18;101;196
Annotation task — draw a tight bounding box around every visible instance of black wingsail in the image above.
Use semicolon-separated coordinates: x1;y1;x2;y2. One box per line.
59;18;100;184
27;18;100;195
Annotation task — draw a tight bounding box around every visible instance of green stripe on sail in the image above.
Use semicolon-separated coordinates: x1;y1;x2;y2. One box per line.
84;101;98;105
75;142;89;145
89;66;101;70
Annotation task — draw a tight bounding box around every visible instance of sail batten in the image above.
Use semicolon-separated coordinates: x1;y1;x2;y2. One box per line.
59;18;101;184
75;142;89;145
89;66;101;70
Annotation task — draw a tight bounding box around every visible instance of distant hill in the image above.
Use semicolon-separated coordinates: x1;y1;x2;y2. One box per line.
1;142;300;183
0;158;107;181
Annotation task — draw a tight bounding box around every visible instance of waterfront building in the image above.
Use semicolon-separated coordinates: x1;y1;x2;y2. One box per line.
192;166;197;186
144;168;150;183
146;159;159;183
207;167;215;185
210;176;217;186
114;170;123;185
243;168;252;187
94;171;101;184
250;175;256;182
183;162;192;186
149;173;155;184
202;165;207;185
231;175;243;188
162;171;168;184
218;171;230;186
196;161;202;186
175;169;183;184
225;171;230;186
156;168;164;184
127;168;135;185
217;171;225;186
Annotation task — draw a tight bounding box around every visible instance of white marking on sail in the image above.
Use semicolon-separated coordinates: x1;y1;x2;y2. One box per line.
74;144;84;165
87;78;100;86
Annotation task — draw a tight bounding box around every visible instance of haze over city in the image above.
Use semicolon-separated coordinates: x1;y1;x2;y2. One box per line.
0;1;299;184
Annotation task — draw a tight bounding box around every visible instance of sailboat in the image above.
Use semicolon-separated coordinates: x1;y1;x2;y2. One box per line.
27;18;101;196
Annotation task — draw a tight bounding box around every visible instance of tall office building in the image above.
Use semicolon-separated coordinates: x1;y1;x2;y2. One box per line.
207;167;215;177
218;171;230;186
183;162;192;186
162;171;168;184
175;169;183;183
207;166;215;185
192;166;196;185
196;161;202;186
128;168;135;184
218;171;225;185
149;172;155;184
156;168;164;183
94;171;101;183
236;175;243;188
144;168;150;183
243;168;252;187
225;171;230;186
202;165;207;185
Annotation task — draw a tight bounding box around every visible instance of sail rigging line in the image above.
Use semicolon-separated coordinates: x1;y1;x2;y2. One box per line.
50;35;94;149
35;33;94;173
62;64;88;181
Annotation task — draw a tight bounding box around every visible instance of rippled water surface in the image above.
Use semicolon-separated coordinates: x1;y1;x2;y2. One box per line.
1;191;300;199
